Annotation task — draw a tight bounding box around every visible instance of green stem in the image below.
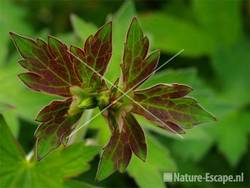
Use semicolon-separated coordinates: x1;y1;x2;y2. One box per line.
68;109;94;144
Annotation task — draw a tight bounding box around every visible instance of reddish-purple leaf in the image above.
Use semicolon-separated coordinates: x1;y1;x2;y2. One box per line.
96;125;132;180
35;99;82;159
10;33;81;97
123;114;147;161
121;17;160;91
132;84;215;133
97;110;146;180
70;22;112;89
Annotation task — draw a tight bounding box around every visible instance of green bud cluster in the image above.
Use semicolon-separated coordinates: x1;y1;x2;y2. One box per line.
68;86;111;116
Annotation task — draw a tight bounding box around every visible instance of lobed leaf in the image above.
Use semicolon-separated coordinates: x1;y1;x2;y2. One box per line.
97;112;146;180
121;17;160;91
123;114;147;161
70;22;112;89
35;99;82;159
96;125;132;180
10;33;82;97
105;0;136;82
0;117;99;188
132;84;215;133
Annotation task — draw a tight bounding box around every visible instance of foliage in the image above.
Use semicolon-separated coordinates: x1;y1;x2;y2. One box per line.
0;114;99;188
0;0;249;188
10;12;213;183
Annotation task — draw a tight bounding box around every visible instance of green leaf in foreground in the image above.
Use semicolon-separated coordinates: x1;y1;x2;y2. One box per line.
0;114;99;188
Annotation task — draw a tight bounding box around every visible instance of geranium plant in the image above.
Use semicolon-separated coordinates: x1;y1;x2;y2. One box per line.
10;17;215;180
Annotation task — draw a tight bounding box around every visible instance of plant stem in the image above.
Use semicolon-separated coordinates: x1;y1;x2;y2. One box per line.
68;109;94;144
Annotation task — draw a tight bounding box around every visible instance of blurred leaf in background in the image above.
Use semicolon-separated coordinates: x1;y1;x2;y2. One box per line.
139;0;250;170
0;0;32;64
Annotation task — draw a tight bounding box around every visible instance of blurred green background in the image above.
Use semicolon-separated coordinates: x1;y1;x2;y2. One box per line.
0;0;249;188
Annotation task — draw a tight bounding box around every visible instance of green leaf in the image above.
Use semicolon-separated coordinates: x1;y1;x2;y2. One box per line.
0;0;32;64
212;40;250;105
122;17;160;91
37;143;100;178
0;58;54;134
169;126;214;162
140;12;214;56
0;115;99;188
1;110;19;137
213;111;250;166
0;114;25;162
192;0;242;46
70;14;98;41
64;180;101;188
128;135;176;188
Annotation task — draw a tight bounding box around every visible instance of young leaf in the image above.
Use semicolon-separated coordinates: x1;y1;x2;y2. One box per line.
97;112;146;180
123;114;147;161
70;22;112;89
105;0;136;82
132;84;215;133
9;33;81;97
35;99;82;159
121;17;160;91
96;126;132;180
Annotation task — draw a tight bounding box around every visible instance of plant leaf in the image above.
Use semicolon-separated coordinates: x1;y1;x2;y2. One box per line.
105;0;136;82
122;17;160;91
0;117;99;188
139;12;214;56
128;134;176;188
123;114;147;161
35;99;82;159
133;84;215;133
9;33;82;97
192;0;242;46
70;22;112;89
96;112;147;180
213;111;250;166
0;114;25;163
0;0;32;65
96;126;132;180
64;180;101;188
70;14;98;41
